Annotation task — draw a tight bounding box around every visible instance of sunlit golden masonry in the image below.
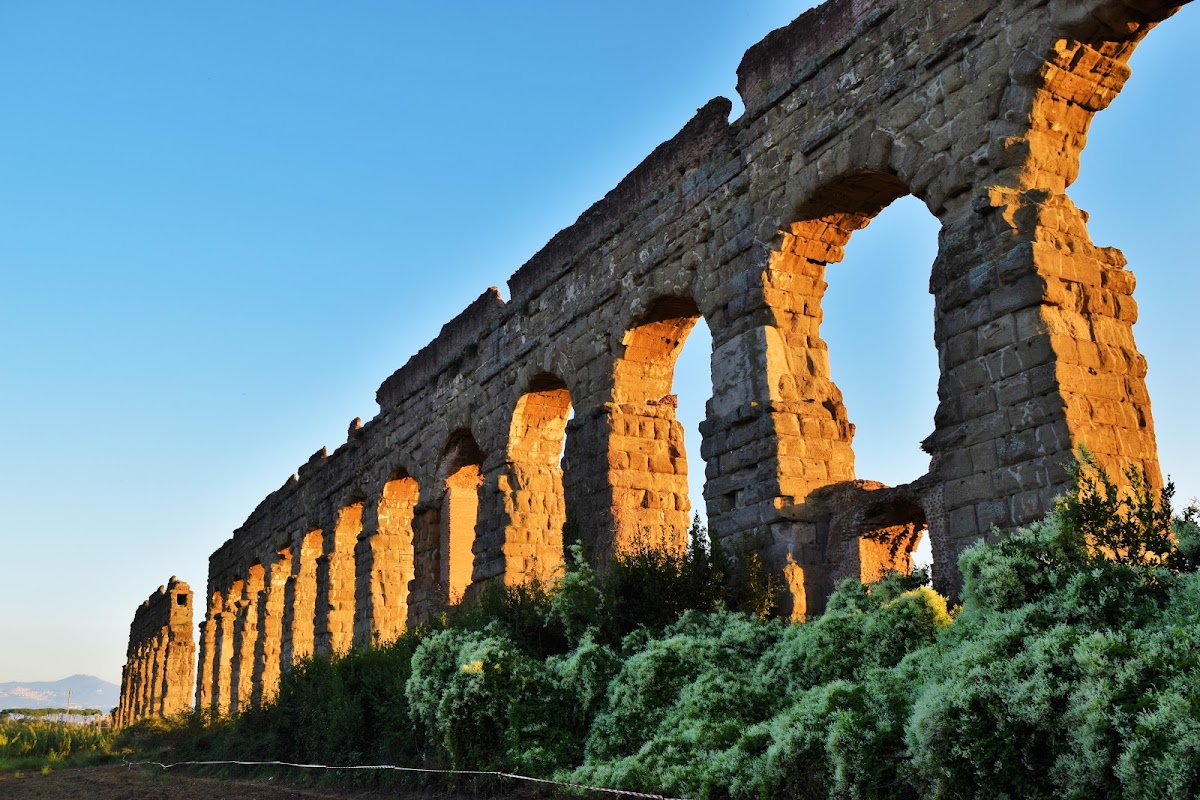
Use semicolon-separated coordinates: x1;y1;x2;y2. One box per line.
119;0;1182;722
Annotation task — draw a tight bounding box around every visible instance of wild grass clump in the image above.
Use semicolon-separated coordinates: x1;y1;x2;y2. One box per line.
0;717;118;773
149;455;1200;798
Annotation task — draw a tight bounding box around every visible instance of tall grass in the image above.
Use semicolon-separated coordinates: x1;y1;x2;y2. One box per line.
0;716;118;772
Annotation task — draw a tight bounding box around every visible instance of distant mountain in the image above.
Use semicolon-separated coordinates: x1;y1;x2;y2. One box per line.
0;674;120;712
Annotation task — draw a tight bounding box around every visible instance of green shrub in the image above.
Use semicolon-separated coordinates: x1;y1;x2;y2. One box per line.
153;454;1200;799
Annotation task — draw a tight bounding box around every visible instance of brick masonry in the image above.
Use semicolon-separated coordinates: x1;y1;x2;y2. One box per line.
120;0;1191;717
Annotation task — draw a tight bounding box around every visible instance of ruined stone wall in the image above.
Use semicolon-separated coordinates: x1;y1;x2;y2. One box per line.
193;0;1189;712
116;578;194;725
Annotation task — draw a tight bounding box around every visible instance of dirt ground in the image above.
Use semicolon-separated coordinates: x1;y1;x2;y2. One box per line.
0;764;563;800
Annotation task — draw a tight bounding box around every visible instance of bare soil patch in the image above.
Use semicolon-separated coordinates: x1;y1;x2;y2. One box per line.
0;764;557;800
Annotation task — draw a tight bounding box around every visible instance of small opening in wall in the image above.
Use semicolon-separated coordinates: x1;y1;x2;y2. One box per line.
859;498;929;584
176;594;187;607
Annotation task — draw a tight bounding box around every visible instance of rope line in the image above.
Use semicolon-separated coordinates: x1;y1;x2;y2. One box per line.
122;757;690;800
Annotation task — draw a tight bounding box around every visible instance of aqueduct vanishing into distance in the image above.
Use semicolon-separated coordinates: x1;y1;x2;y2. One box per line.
117;0;1193;719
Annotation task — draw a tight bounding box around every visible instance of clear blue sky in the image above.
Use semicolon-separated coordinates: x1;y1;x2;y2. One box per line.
1;2;1196;686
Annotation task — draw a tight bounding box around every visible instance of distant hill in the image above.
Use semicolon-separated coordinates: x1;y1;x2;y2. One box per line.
0;674;120;713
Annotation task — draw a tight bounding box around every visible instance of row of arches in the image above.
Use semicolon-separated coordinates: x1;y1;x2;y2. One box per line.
193;0;1182;702
196;301;712;713
195;182;957;715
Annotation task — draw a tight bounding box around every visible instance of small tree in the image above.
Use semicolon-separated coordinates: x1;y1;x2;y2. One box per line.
1059;447;1189;573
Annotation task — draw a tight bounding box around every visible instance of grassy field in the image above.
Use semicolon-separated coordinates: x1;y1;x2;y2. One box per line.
0;716;118;773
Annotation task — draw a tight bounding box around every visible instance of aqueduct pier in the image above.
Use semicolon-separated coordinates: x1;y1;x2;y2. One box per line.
117;0;1192;719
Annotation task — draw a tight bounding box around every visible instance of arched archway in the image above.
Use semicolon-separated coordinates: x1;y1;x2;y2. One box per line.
819;190;943;590
355;470;418;644
720;168;951;616
606;295;704;559
213;579;241;714
439;430;484;603
504;373;572;581
282;529;322;667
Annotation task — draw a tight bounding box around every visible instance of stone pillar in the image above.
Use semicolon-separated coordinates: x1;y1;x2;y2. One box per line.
230;565;264;714
704;272;857;616
497;461;566;582
196;614;216;713
148;639;165;716
354;476;418;647
407;505;443;625
212;590;237;715
283;530;322;667
606;403;692;555
253;549;291;706
924;193;1159;591
315;507;359;656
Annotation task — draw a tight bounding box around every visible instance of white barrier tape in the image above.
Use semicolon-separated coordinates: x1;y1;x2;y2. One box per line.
122;757;690;800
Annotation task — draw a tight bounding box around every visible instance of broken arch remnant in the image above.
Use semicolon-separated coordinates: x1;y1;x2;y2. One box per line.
116;578;194;726
188;0;1178;713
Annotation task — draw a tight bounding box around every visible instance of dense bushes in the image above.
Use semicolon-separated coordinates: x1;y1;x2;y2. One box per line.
172;461;1200;798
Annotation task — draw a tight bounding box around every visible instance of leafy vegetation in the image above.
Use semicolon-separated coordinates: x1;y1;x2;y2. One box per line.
145;456;1200;798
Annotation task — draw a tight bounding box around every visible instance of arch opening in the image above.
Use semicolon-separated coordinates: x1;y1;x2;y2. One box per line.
368;470;419;640
230;561;264;713
254;545;292;707
439;430;484;603
507;373;573;581
764;169;942;610
819;192;941;489
608;295;707;557
857;499;928;584
284;529;323;666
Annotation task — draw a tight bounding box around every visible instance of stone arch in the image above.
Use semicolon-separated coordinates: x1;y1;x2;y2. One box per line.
854;498;928;585
602;294;704;558
705;166;953;615
502;372;573;582
806;480;942;615
438;429;485;603
355;468;419;644
771;168;922;491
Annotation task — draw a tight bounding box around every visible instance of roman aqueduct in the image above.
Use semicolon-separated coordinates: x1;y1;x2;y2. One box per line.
117;0;1192;718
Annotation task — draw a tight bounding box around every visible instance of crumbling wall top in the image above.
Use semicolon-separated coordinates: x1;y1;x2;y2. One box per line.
376;287;508;409
505;97;735;307
737;0;895;118
126;577;192;656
